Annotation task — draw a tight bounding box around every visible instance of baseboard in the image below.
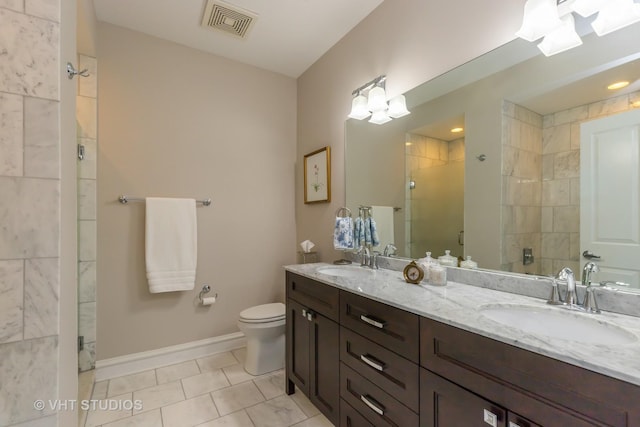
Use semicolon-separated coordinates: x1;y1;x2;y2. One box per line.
94;332;246;381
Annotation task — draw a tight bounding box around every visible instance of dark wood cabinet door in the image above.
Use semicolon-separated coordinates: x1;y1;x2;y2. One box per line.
310;311;340;426
286;298;310;395
421;369;506;427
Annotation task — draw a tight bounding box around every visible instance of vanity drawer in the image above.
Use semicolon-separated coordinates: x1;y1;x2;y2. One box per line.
340;326;419;412
286;272;339;321
341;363;419;427
340;399;374;427
340;291;419;362
421;317;640;427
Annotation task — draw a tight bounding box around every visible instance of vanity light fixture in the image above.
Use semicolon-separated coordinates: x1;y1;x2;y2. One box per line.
348;75;410;125
517;0;640;56
607;80;630;90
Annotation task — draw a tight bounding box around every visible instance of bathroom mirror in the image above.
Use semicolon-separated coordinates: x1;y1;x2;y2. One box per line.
346;24;640;290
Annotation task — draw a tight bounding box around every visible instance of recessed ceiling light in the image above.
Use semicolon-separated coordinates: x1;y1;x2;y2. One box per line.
608;81;630;90
405;142;412;146
451;127;464;133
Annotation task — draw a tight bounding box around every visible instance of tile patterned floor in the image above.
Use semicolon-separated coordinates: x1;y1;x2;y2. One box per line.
80;348;332;427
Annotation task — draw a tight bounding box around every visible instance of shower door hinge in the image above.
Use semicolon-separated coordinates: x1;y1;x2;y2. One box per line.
77;143;85;161
78;335;84;351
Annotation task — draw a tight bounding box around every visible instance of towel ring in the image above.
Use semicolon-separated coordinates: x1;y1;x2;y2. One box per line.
335;207;352;218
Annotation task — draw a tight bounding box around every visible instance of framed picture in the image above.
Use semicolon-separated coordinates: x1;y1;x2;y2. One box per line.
304;146;331;204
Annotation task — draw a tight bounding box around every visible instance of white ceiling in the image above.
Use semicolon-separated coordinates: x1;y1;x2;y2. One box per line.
92;0;384;78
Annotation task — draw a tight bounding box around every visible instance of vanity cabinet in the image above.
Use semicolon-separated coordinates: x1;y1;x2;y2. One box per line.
285;270;640;427
285;272;340;425
420;317;640;427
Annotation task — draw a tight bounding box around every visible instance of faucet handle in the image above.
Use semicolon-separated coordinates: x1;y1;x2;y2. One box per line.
583;286;601;314
546;277;564;305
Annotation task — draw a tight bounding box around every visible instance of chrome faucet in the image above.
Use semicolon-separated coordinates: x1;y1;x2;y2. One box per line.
358;246;370;267
370;251;380;269
556;267;579;308
582;261;601;314
383;243;397;257
582;261;600;288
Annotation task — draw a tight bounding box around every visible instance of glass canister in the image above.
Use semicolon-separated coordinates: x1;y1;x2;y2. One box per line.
417;251;435;282
438;250;458;267
460;256;478;269
429;263;447;286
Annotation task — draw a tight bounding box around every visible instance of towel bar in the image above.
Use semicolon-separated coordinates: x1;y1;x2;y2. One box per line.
118;195;212;206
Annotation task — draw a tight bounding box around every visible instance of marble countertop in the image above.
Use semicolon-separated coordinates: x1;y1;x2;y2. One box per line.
285;263;640;387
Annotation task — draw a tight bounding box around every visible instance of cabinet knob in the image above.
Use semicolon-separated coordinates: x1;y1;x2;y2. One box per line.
360;394;385;416
360;314;386;329
301;308;314;321
483;409;498;427
360;354;386;372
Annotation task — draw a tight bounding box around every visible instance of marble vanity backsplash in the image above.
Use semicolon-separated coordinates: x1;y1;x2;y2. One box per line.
345;252;640;318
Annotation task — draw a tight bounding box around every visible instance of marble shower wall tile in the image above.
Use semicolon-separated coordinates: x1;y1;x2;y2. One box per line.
24;257;59;339
79;301;96;343
0;336;58;425
78;178;96;220
0;8;59;100
25;0;60;22
0;177;60;258
0;0;24;12
24;96;60;178
0;260;24;344
79;220;97;261
0;92;23;176
79;260;97;303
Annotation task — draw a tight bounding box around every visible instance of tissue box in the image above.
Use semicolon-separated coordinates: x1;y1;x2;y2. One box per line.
298;251;318;264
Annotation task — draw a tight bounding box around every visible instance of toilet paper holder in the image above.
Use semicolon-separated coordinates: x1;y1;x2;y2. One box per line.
199;284;218;303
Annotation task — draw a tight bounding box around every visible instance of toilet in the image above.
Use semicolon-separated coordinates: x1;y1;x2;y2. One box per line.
237;302;286;375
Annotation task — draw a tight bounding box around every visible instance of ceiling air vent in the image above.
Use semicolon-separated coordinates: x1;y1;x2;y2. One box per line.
201;0;257;39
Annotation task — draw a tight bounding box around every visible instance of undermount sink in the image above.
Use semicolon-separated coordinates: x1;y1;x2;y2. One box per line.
316;265;374;278
479;304;637;346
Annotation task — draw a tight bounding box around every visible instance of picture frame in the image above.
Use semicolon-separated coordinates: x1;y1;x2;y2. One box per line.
304;146;331;204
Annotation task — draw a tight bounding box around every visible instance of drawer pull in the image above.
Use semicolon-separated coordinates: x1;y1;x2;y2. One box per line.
509;423;522;427
360;354;386;371
360;394;385;416
360;314;386;329
483;409;498;427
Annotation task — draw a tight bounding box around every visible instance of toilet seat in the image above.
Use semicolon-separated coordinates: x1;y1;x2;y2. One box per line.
239;302;285;323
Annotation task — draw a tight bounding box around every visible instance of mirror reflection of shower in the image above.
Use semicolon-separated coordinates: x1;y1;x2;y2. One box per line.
405;115;465;260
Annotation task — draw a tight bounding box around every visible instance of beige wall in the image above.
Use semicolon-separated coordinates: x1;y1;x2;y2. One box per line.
97;24;297;359
296;0;527;262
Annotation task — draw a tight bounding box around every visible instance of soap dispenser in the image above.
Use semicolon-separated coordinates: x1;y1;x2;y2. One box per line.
438;250;458;267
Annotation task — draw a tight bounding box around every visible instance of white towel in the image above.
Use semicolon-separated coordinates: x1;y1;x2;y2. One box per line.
370;206;394;249
145;197;197;293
